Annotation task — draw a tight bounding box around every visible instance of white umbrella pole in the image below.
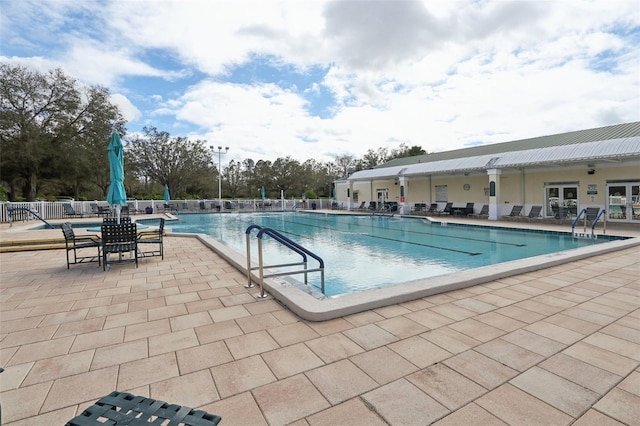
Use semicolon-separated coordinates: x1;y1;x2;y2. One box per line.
116;205;121;224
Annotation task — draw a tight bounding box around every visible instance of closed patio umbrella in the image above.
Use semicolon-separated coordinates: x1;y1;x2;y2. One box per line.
106;132;127;224
260;186;266;201
164;184;170;202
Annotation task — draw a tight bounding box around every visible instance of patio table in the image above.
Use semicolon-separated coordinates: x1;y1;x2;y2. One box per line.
65;391;221;425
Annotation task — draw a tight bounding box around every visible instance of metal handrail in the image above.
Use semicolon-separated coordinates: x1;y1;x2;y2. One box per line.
570;208;587;231
7;207;54;229
592;209;607;235
245;224;325;298
571;207;607;238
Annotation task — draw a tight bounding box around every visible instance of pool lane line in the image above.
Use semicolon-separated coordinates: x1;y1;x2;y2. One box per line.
317;215;527;247
263;224;483;256
282;216;527;248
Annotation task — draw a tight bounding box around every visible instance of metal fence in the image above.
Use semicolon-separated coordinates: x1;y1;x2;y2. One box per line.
0;198;334;224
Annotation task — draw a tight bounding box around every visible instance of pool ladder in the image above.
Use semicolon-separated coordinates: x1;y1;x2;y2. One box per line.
571;208;607;239
244;224;325;299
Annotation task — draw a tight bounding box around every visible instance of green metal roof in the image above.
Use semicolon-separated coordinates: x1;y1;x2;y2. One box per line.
379;121;640;168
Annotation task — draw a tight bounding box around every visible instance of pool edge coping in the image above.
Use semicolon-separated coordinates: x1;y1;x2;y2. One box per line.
173;231;640;322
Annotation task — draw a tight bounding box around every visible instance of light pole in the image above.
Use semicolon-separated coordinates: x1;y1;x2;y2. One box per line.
215;146;229;209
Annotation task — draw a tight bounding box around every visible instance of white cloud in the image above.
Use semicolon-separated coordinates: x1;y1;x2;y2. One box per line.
2;0;639;163
110;93;141;122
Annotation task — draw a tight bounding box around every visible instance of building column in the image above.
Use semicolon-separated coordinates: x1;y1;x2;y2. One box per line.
347;181;354;210
399;176;407;214
487;168;502;221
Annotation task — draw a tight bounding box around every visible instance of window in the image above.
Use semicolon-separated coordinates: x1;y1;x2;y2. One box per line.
435;185;448;202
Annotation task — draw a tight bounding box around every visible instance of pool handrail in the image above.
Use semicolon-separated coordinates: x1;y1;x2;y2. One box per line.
571;207;607;238
245;224;325;298
7;207;55;229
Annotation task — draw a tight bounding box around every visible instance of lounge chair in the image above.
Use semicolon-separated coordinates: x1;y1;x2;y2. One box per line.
61;222;101;269
426;203;439;215
355;201;366;211
63;203;83;217
436;202;453;215
411;203;427;214
101;222;138;270
502;205;523;220
163;203;178;213
91;202;111;217
138;218;165;259
585;207;601;221
368;201;377;211
468;204;489;218
523;205;542;221
454;202;474;216
126;202;139;215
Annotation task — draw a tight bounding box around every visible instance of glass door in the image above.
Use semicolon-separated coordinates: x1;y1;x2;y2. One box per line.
546;185;578;218
633;184;640;222
607;183;640;222
376;189;388;210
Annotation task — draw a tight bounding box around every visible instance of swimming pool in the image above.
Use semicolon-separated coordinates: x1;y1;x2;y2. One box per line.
166;212;625;297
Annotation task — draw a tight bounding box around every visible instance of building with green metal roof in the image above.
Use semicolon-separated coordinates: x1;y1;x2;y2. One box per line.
335;122;640;224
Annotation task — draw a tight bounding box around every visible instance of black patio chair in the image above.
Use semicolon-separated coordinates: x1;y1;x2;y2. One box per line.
138;218;165;259
65;391;222;426
101;222;138;270
61;222;101;269
555;207;570;222
103;216;132;224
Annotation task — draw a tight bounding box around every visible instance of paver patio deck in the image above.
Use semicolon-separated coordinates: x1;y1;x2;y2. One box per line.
0;217;639;425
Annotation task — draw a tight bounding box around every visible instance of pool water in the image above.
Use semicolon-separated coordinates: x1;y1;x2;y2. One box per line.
167;212;624;297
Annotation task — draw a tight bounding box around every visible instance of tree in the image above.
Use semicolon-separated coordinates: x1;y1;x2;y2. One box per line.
225;160;242;198
271;157;302;197
0;64;125;201
126;127;213;199
362;147;389;169
252;159;273;198
241;158;256;198
333;155;357;179
404;145;427;157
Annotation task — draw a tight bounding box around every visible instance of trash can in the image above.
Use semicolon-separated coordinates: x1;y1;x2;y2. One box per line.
311;203;317;210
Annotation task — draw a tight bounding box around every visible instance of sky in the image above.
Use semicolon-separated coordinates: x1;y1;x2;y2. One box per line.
2;0;639;164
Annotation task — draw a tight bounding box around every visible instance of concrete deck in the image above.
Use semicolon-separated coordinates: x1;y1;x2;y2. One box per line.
1;215;639;425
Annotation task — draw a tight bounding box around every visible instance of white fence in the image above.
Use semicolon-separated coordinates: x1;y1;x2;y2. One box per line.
0;198;334;224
